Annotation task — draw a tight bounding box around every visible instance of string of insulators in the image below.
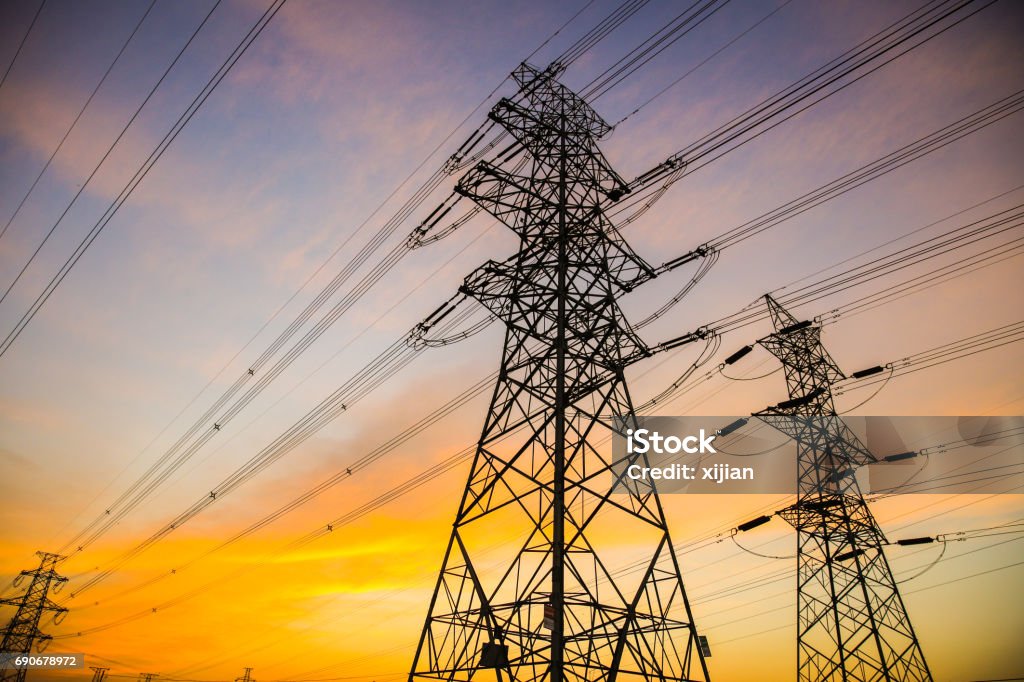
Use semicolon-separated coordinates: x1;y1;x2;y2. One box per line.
884;451;917;462
656;244;711;275
834;548;865;562
774;386;825;410
630;155;686;190
737;515;772;532
896;537;935;546
777;319;813;335
656;327;709;352
803;498;842;512
851;365;885;378
828;468;855;483
717;417;748;437
722;345;753;365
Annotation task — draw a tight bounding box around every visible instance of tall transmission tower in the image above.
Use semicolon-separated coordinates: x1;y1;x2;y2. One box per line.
235;668;255;682
90;667;110;682
753;295;931;681
0;552;68;682
410;63;710;682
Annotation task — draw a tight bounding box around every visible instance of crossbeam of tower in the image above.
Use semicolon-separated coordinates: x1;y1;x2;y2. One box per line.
753;295;931;681
0;552;68;682
409;63;710;682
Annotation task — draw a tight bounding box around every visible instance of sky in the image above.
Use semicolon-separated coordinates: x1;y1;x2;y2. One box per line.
0;0;1022;680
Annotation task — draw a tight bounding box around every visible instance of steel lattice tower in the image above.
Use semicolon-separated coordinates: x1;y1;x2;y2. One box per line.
409;63;709;682
754;295;930;681
0;552;68;682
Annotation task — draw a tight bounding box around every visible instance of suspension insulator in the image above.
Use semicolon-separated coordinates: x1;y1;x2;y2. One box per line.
834;548;865;562
778;320;813;335
737;515;772;532
723;345;753;365
896;537;935;546
717;417;748;437
852;365;885;378
776;387;824;409
804;498;842;512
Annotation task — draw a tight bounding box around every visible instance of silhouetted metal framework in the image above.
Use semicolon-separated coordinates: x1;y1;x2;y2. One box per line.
0;552;68;682
410;63;710;682
90;667;110;682
754;295;930;682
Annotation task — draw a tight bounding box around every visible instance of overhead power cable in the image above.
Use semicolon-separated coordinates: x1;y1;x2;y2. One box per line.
55;272;1022;634
710;91;1024;252
60;181;1024;611
705;204;1024;333
621;0;994;195
24;0;1015;638
43;0;999;563
613;0;796;126
0;0;157;244
63;297;478;597
50;0;639;563
0;0;46;93
47;341;761;639
582;0;731;101
0;0;285;358
208;469;1024;678
838;320;1024;393
0;0;224;311
556;0;652;67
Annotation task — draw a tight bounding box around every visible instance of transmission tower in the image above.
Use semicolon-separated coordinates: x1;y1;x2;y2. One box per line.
753;295;931;681
0;552;68;682
235;668;255;682
409;63;710;682
90;668;110;682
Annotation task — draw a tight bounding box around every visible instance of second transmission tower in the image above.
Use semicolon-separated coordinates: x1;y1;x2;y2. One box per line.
754;295;931;681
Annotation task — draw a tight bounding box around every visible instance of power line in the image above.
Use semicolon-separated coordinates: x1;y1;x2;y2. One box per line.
0;0;224;312
0;0;46;93
49;286;1022;641
621;0;996;198
47;0;642;567
79;210;1024;614
0;0;286;359
613;0;796;126
582;0;731;100
9;0;1015;659
0;0;157;244
42;0;1000;569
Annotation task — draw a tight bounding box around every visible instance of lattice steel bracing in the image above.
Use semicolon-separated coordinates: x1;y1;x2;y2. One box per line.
409;63;710;682
0;552;68;682
754;295;930;682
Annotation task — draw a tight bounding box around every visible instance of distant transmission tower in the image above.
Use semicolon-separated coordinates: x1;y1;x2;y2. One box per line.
410;63;710;682
754;295;931;681
0;552;68;682
90;667;110;682
235;668;255;682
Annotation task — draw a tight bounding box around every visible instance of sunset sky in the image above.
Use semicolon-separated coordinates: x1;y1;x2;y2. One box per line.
0;0;1022;680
